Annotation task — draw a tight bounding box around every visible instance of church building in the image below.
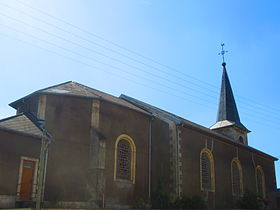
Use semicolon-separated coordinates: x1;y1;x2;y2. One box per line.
0;62;278;209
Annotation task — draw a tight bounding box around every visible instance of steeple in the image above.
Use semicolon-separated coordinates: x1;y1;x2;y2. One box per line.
216;62;247;130
210;44;250;144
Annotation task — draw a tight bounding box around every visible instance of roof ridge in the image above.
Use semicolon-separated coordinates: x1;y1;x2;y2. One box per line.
121;94;173;116
121;94;202;126
36;81;73;93
73;81;123;100
71;82;101;98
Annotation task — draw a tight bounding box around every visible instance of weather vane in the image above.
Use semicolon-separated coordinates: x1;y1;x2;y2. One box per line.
218;43;228;63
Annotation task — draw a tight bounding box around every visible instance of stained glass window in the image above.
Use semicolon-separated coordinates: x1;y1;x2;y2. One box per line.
116;140;131;180
201;152;211;190
256;166;265;198
232;160;242;196
200;150;214;191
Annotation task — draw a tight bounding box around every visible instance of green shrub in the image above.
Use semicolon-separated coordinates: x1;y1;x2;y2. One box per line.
133;197;150;209
151;179;171;209
236;189;262;209
172;195;206;209
151;179;206;209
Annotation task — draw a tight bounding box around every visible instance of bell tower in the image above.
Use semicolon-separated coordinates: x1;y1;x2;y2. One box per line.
210;44;250;144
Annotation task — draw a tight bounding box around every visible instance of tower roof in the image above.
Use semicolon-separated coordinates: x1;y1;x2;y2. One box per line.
211;62;249;131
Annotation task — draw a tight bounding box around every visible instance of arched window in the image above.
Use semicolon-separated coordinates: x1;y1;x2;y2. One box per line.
114;134;136;183
231;158;243;196
200;148;215;192
256;165;266;198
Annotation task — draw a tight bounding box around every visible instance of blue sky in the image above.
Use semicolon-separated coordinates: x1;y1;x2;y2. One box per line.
0;0;279;187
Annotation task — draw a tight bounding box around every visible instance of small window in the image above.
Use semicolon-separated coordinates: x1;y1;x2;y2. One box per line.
231;159;243;196
239;136;244;143
200;149;215;192
23;162;34;168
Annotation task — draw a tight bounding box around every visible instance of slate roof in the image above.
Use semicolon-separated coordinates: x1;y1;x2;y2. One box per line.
120;94;277;161
121;94;226;132
210;63;249;131
121;94;195;125
0;112;51;139
9;81;149;115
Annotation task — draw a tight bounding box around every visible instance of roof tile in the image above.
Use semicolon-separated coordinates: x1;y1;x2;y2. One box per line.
0;113;44;138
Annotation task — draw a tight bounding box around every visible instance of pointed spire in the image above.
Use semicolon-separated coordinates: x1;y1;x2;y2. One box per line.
218;63;240;122
212;62;248;131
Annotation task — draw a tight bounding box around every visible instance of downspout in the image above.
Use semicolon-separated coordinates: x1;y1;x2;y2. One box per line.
41;140;51;203
36;132;45;210
36;129;51;210
176;125;180;198
252;153;258;194
170;122;179;198
252;153;256;168
211;139;215;209
148;117;153;200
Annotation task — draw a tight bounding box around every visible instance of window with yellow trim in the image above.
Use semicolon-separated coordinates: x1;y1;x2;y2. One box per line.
256;165;265;198
231;159;243;196
114;134;136;183
200;149;215;192
117;140;131;180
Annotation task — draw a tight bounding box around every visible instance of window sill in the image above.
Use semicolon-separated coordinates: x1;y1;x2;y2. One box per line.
115;178;134;184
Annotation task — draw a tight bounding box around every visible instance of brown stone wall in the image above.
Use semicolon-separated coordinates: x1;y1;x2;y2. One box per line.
99;100;150;207
43;95;92;202
150;118;171;194
181;127;204;197
40;94;151;207
253;153;277;191
0;130;41;195
180;125;276;209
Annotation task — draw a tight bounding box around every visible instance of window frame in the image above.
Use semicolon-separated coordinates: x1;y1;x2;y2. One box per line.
256;165;266;199
231;158;243;196
114;134;136;184
200;148;215;192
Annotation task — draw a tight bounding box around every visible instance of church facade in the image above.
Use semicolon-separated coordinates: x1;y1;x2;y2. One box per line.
0;63;278;209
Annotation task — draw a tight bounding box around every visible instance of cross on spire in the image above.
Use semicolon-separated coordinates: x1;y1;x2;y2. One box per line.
218;43;228;63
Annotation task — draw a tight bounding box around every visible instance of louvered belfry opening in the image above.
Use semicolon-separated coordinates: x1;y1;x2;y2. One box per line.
116;140;132;180
256;167;265;198
201;152;212;191
232;161;241;196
